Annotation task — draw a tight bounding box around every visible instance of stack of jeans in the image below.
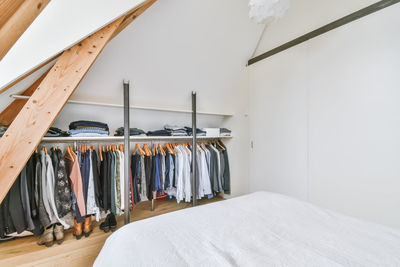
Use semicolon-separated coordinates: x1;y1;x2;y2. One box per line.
68;120;109;137
114;127;145;136
185;127;206;136
164;125;187;136
45;127;70;137
0;126;8;137
146;129;171;136
219;128;231;136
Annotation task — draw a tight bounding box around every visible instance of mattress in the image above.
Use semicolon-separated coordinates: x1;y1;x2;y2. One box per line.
94;192;400;267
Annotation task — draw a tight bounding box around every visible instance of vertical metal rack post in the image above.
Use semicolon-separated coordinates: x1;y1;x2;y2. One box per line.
123;80;131;224
192;91;197;207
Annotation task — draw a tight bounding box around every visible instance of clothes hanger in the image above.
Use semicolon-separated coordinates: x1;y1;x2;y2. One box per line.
216;141;226;151
201;143;209;153
98;145;103;161
132;143;138;155
183;143;190;154
153;144;157;156
137;144;146;157
167;143;176;156
196;144;202;153
142;144;150;156
158;143;165;156
165;143;175;156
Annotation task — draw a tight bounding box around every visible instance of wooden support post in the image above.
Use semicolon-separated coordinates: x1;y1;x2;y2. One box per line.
0;0;50;60
0;17;123;203
0;68;51;126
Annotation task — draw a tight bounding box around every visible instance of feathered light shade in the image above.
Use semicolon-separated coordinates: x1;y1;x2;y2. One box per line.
249;0;290;24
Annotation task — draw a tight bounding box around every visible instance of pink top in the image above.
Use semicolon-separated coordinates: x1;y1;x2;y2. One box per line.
66;152;86;216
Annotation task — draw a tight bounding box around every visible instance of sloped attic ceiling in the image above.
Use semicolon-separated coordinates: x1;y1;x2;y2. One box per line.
0;0;265;116
0;0;146;91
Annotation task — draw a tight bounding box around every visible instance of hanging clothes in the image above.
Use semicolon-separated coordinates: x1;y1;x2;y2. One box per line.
20;166;35;231
119;151;126;210
144;155;153;200
45;152;69;228
131;153;142;205
65;150;86;223
115;150;122;215
110;150;117;214
91;150;102;211
139;154;148;202
87;150;100;220
164;151;175;196
54;149;72;218
219;141;231;194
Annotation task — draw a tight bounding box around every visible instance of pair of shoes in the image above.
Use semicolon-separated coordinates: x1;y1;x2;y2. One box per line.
73;218;83;240
37;224;64;247
54;223;64;244
37;225;54;247
99;213;117;233
73;217;93;239
84;216;92;237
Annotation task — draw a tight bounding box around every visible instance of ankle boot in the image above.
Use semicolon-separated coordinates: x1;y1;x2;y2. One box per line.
109;213;117;232
83;216;92;237
53;223;64;244
100;214;110;233
73;219;83;240
37;224;54;247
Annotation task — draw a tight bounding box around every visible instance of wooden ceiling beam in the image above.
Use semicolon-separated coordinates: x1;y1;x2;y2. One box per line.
0;16;124;203
0;0;50;60
0;0;25;29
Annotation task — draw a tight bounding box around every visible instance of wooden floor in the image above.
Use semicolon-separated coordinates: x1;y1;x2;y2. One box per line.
0;197;223;267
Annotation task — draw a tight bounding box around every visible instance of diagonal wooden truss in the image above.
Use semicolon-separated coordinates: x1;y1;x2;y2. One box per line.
0;0;157;203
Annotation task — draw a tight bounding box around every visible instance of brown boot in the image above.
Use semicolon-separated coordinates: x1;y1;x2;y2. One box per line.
83;216;92;237
37;224;54;247
53;223;64;244
73;219;83;240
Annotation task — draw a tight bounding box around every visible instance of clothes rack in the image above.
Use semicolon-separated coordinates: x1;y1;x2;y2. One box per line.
37;87;231;224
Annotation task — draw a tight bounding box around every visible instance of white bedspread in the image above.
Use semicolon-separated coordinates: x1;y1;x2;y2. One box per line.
94;192;400;267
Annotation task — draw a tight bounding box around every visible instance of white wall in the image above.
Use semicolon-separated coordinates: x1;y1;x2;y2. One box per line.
249;2;400;228
0;0;262;197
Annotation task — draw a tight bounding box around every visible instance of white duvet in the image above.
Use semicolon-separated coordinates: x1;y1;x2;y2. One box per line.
94;192;400;267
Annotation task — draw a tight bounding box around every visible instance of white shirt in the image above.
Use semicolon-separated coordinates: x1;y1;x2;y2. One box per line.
87;150;100;220
175;147;184;203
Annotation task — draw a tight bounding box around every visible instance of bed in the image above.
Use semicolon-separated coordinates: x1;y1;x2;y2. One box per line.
94;191;400;266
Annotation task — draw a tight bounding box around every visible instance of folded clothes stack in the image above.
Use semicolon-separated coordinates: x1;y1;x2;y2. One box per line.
146;129;171;136
219;128;231;136
164;125;187;136
114;127;146;136
185;127;206;136
45;127;70;137
68;120;109;137
0;126;7;137
0;126;70;138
